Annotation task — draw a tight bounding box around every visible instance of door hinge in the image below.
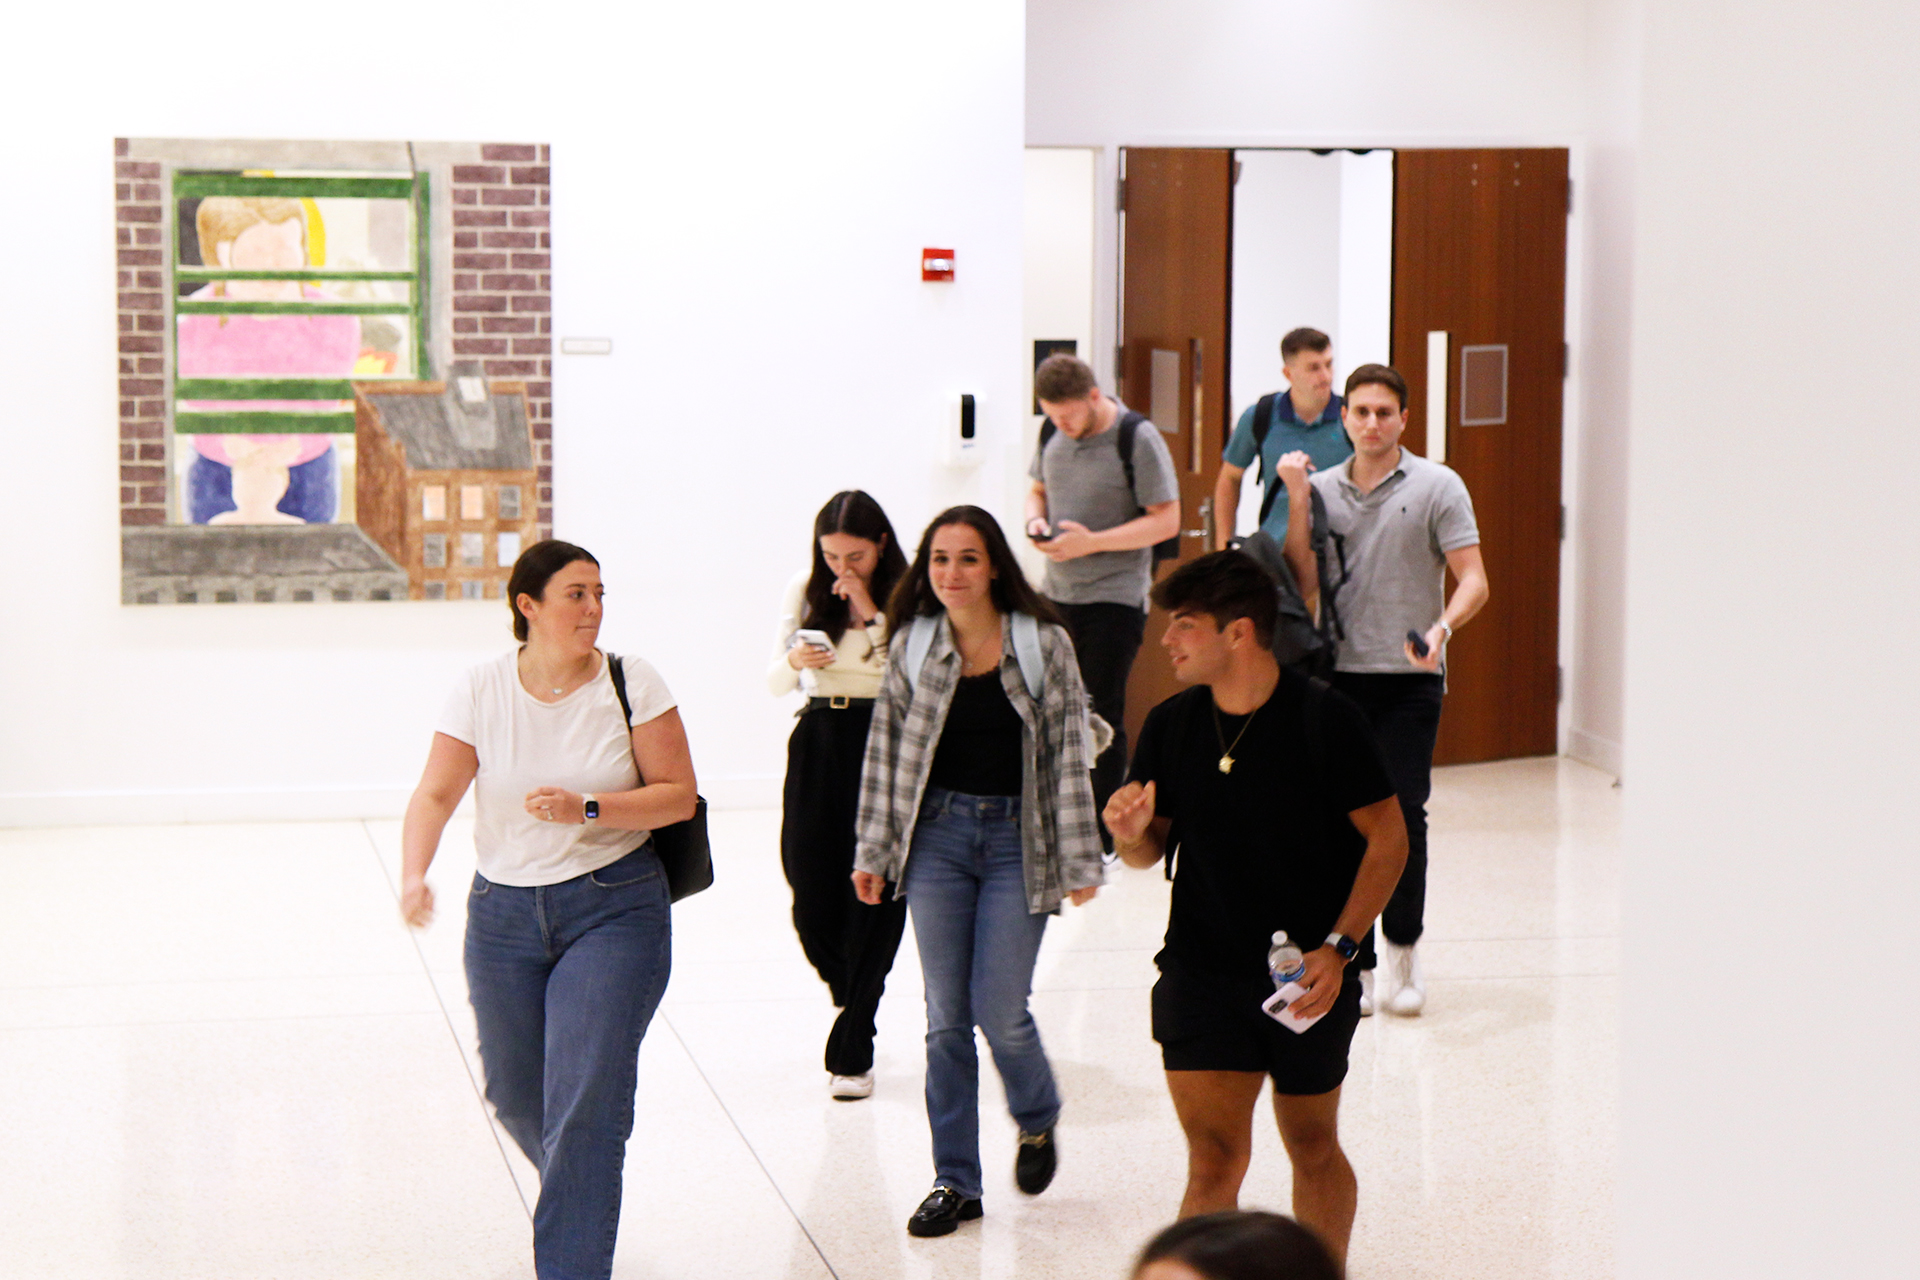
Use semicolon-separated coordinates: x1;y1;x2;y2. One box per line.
1116;176;1128;213
1232;158;1243;186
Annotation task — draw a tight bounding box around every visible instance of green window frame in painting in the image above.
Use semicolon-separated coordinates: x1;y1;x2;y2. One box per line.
169;170;432;435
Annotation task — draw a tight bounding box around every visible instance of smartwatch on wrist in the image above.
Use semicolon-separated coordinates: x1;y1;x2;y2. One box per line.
1324;932;1360;963
581;795;599;826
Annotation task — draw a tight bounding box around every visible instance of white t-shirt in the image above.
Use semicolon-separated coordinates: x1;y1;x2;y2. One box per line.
437;649;677;886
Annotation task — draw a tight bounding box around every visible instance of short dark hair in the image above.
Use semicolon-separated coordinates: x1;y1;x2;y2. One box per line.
1280;327;1331;361
506;539;598;642
888;505;1063;627
1133;1211;1341;1280
1034;353;1098;403
1343;362;1408;410
1150;550;1277;647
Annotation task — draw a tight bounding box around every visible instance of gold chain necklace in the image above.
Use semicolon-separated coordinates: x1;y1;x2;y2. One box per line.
1210;699;1259;774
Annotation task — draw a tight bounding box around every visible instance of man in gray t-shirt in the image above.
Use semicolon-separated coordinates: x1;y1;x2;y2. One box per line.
1024;354;1181;842
1281;363;1488;1019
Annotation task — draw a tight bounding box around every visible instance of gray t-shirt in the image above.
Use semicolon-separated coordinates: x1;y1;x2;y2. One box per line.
1310;450;1479;673
1029;403;1180;608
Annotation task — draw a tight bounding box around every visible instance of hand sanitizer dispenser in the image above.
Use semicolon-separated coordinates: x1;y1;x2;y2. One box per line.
944;393;981;466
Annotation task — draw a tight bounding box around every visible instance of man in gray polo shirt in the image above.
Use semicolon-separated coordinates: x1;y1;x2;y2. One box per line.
1025;354;1181;843
1279;363;1487;1016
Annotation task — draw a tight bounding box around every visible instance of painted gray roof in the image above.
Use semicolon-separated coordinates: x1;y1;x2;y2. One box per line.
122;524;405;576
363;389;534;471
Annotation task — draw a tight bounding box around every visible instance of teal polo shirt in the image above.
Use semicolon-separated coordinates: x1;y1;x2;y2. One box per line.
1222;391;1351;538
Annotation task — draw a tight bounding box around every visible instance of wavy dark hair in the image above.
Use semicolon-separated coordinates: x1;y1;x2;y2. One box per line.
887;505;1062;626
1133;1211;1341;1280
802;490;908;644
506;539;599;643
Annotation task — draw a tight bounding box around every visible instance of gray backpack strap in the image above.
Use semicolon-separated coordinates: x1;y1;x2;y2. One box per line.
1009;612;1046;701
902;616;936;694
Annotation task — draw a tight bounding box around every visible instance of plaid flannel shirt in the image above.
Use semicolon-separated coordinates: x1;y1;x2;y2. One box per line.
853;611;1107;914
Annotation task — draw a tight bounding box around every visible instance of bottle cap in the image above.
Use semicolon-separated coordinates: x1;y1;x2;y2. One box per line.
1271;931;1289;945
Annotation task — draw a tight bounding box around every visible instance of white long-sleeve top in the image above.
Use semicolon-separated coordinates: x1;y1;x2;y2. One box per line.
766;569;890;700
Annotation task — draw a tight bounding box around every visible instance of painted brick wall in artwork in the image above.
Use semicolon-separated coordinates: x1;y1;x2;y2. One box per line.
451;143;553;540
115;137;169;527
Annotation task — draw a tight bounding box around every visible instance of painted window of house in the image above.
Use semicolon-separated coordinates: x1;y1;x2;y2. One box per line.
424;582;446;600
498;485;521;520
421;485;446;521
461;581;484;600
169;167;428;527
423;533;447;568
497;531;522;566
460;485;485;520
460;532;485;567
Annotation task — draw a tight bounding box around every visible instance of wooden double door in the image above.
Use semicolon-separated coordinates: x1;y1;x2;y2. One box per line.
1117;147;1567;766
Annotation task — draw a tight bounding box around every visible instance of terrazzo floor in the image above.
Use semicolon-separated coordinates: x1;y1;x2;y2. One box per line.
0;756;1617;1278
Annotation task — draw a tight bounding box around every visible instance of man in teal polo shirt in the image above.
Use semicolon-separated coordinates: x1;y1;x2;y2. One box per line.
1212;327;1349;548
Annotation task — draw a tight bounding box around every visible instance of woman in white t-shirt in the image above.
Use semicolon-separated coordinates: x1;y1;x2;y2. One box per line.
399;539;695;1280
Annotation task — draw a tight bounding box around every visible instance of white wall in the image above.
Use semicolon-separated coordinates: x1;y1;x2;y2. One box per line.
1020;148;1098;580
1620;1;1919;1273
0;0;1026;823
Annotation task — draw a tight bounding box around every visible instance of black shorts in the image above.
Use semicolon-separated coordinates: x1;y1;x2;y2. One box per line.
1152;962;1363;1096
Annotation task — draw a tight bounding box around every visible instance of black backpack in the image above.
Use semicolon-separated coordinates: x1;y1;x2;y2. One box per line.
1235;506;1348;677
1038;410;1180;565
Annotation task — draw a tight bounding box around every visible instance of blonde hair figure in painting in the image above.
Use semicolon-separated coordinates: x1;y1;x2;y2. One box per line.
178;196;361;524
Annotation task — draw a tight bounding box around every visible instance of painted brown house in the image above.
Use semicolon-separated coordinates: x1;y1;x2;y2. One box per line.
355;379;538;600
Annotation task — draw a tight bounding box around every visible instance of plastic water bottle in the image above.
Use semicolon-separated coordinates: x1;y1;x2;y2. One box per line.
1268;931;1305;990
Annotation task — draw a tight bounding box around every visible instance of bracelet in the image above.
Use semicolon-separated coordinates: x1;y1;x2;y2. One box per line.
1438;620;1453;642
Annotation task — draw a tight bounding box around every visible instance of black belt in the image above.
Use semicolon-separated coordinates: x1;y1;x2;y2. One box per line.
807;695;874;711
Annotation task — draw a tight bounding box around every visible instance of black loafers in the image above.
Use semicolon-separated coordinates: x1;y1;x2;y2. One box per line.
1015;1126;1057;1195
907;1185;983;1237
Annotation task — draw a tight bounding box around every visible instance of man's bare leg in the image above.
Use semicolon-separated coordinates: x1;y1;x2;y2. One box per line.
1165;1070;1266;1218
1272;1086;1355;1269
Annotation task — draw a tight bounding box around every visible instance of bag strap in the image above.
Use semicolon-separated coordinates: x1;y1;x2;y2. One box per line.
607;653;645;783
1253;392;1284;526
1115;410;1146;508
901;614;1045;702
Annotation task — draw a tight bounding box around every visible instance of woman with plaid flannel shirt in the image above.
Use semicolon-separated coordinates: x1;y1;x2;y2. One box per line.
851;506;1106;1238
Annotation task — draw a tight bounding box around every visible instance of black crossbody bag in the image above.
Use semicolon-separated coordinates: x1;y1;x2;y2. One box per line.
608;654;713;902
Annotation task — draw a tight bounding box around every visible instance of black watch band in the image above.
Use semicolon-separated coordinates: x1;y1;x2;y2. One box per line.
1325;932;1360;963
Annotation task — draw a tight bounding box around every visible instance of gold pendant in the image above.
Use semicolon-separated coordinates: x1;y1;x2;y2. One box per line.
1218;755;1234;774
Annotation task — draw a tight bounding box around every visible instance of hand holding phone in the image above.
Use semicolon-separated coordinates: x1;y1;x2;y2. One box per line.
793;628;835;653
1406;629;1430;658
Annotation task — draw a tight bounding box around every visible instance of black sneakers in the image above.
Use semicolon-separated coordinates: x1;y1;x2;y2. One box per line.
907;1185;983;1237
1015;1127;1057;1195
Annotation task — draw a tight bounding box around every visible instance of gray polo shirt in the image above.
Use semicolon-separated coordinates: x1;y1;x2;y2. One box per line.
1310;449;1479;673
1029;402;1180;609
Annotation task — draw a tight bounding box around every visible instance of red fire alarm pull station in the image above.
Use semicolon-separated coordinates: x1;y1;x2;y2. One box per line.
921;248;955;282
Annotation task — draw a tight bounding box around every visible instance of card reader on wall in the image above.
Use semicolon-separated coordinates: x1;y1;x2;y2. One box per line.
945;393;981;466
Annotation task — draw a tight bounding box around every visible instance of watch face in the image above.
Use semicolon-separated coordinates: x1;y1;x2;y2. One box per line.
584;800;599;819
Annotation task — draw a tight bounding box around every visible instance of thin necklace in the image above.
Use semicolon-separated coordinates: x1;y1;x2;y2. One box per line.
1210;698;1259;774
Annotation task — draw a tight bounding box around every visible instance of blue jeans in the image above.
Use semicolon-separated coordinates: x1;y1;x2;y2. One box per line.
464;842;672;1280
904;789;1061;1200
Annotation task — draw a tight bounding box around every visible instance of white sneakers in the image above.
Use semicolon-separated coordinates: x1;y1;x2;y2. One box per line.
1358;969;1375;1017
1381;941;1425;1016
829;1072;874;1101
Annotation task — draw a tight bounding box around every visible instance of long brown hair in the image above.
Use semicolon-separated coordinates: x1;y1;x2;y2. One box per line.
802;490;908;644
887;505;1062;626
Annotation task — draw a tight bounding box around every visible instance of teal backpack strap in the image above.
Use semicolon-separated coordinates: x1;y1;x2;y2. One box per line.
902;616;936;694
1010;612;1046;701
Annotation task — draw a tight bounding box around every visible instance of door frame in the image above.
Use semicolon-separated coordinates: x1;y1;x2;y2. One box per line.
1086;137;1593;760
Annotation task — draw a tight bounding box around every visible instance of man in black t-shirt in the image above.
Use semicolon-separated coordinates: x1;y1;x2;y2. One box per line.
1104;551;1407;1270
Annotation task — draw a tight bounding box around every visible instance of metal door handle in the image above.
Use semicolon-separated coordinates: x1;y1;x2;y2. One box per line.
1184;496;1214;544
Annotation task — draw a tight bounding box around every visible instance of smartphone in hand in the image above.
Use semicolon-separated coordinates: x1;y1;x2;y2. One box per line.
1028;521;1055;542
793;628;835;653
1406;629;1430;658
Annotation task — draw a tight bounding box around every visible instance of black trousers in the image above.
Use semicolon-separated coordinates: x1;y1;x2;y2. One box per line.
1329;671;1445;958
780;700;907;1076
1051;600;1149;846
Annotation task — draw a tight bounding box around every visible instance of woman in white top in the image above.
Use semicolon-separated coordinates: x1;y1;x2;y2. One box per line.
769;490;911;1100
400;539;695;1280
